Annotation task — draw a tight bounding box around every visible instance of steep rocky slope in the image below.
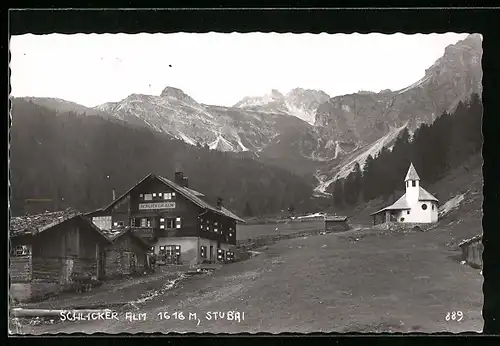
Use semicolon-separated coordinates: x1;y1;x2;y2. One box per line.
95;87;319;156
18;34;482;196
233;88;331;125
313;34;482;193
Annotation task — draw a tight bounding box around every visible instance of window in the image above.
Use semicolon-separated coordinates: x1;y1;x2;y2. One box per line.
407;211;410;215
144;193;153;201
159;192;163;197
176;217;182;229
200;246;207;258
432;204;435;210
412;181;416;187
217;249;225;261
421;203;428;210
167;218;175;229
113;221;124;227
139;194;144;199
12;245;30;256
400;217;405;222
163;192;175;200
159;217;175;229
130;218;136;227
153;193;157;197
140;218;151;227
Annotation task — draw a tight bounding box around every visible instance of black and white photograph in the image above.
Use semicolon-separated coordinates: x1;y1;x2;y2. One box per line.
8;23;484;334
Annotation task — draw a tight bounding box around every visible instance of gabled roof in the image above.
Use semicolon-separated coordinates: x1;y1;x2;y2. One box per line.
405;163;420;181
103;173;246;223
370;195;411;215
418;186;438;202
370;187;439;215
458;233;483;247
325;215;348;222
184;187;204;197
101;226;150;248
10;207;110;241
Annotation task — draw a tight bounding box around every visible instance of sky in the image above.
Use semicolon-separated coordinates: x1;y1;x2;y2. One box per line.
10;32;470;108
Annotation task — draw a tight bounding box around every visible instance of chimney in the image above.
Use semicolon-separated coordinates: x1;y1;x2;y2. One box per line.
112;188;116;201
174;171;184;185
216;197;223;209
182;176;189;188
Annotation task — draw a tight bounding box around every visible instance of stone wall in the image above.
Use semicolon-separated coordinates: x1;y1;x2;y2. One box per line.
372;222;432;232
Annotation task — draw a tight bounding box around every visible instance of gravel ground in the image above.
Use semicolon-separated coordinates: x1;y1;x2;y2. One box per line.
15;225;483;335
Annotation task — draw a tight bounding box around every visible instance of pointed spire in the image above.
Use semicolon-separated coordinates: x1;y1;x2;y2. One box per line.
405;162;420;181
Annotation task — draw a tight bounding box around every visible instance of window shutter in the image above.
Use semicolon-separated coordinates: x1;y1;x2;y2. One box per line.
176;217;182;229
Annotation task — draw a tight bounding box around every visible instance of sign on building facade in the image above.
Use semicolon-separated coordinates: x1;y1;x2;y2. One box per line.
138;202;176;210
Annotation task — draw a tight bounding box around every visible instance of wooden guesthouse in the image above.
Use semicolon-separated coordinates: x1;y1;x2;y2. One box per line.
85;171;246;266
9;208;110;302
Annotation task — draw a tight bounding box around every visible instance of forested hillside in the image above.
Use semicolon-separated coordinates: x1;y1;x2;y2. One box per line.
329;93;482;207
9;99;316;217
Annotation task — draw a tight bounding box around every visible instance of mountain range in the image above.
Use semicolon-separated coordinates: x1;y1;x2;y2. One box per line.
17;34;482;196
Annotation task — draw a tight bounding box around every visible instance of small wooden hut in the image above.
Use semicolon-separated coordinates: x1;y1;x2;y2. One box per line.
324;215;349;233
458;234;483;269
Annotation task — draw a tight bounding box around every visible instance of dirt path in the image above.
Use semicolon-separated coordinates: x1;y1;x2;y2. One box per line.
18;226;483;334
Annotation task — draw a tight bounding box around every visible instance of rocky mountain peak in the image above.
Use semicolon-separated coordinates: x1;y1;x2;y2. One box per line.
160;86;197;104
270;89;285;100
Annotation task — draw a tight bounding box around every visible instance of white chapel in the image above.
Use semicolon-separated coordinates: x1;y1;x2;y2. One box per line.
370;163;439;225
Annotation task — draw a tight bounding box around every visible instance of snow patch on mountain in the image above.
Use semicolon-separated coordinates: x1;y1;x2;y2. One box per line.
178;132;197;146
285;101;317;125
396;74;432;95
334;141;346;159
237;136;249;152
233;88;330;124
209;134;235;152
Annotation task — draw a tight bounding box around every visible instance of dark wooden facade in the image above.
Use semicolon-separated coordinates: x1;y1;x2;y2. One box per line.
324;216;349;232
86;174;238;247
104;230;150;277
459;234;483;269
9;216;109;302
